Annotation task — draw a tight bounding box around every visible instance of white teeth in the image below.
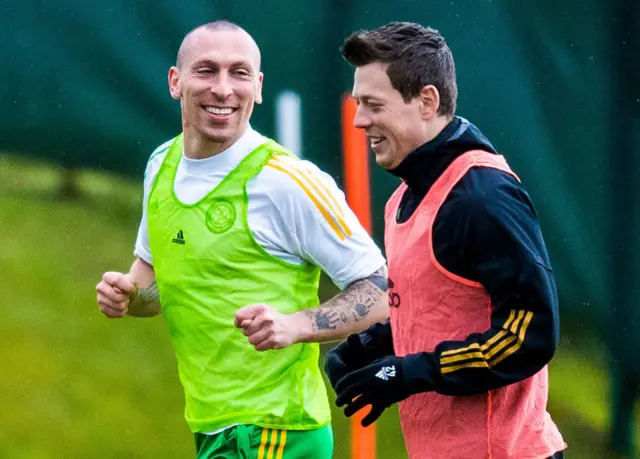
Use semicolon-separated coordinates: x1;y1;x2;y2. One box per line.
370;137;384;147
206;107;233;115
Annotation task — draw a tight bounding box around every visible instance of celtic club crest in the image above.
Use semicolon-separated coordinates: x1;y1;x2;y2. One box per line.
206;200;236;234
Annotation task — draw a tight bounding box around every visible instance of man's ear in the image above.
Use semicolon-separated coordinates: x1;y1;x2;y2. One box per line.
168;66;182;100
419;84;440;120
254;72;264;104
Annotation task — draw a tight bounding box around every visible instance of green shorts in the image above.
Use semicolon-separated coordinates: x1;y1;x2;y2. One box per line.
194;424;333;459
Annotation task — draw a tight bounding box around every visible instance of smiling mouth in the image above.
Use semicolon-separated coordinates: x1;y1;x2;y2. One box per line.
368;136;386;148
204;106;236;116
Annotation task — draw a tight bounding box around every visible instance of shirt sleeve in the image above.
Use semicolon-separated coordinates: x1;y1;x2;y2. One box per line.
262;155;386;290
400;172;560;396
133;143;171;265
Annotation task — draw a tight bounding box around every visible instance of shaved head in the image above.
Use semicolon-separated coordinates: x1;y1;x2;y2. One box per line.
167;19;264;159
177;20;261;71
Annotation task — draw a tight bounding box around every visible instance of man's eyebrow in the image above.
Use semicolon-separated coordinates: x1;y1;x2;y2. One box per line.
228;60;252;67
191;59;219;68
354;95;382;104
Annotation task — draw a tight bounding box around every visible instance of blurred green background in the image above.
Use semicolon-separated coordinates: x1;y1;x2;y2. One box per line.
1;0;639;457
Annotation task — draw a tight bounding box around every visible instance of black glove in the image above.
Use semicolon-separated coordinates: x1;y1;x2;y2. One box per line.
334;355;414;427
324;321;395;390
324;333;371;389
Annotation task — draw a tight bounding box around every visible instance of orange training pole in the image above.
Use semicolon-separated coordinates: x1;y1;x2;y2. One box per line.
341;94;372;232
341;93;376;459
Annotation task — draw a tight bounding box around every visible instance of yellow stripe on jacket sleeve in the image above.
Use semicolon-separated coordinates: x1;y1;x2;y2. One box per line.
440;309;525;367
440;333;517;365
490;311;533;366
441;360;490;374
440;310;534;374
266;161;349;240
441;310;517;357
510;310;525;334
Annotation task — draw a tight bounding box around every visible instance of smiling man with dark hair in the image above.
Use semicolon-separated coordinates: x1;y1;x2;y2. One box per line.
325;21;566;459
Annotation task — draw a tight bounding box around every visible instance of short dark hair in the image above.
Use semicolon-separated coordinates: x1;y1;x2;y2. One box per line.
341;21;457;117
177;20;245;68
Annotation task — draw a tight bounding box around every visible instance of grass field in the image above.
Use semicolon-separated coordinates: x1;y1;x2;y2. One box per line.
1;154;638;458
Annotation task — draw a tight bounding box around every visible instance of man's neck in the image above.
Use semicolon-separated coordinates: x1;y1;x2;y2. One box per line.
391;115;453;168
388;115;459;184
182;126;249;160
421;115;453;145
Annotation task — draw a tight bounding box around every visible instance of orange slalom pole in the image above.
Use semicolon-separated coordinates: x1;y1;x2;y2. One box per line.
341;94;372;233
341;93;376;459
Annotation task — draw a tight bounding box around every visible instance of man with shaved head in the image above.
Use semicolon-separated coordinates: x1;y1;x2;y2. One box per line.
95;20;388;458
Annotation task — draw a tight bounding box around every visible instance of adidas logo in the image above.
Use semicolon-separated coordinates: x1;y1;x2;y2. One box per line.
172;230;185;245
375;365;396;381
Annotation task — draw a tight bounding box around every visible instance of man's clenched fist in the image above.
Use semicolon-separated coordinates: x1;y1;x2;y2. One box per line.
234;304;310;351
96;272;137;318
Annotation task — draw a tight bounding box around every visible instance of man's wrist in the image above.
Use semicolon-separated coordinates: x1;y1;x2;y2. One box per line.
402;353;436;395
289;311;314;343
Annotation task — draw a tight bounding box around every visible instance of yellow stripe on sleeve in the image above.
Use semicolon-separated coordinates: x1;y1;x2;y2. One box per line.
271;155;347;219
442;361;489;374
269;157;352;237
510;310;525;334
518;311;534;342
441;310;517;357
440;350;486;365
439;333;516;365
266;162;347;240
483;335;518;360
439;310;534;374
440;342;480;358
503;309;518;331
491;311;534;366
441;329;507;357
302;167;346;219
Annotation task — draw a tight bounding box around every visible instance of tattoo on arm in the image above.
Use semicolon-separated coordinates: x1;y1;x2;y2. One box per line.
136;281;159;303
127;281;161;317
366;268;389;292
302;267;388;331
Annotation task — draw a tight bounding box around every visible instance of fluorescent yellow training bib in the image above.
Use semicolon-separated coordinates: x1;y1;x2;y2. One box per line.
147;134;330;433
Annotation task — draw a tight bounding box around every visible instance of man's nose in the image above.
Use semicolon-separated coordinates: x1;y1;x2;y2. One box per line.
211;72;233;100
353;107;372;129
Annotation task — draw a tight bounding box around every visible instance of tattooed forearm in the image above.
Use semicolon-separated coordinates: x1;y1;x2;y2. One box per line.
305;279;381;329
296;266;389;342
136;281;159;303
367;268;389;293
127;281;161;317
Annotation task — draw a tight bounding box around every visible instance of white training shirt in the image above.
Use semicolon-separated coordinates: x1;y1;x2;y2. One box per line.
134;126;385;290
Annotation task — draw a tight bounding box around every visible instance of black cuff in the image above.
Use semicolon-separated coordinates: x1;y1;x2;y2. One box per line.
401;352;438;395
